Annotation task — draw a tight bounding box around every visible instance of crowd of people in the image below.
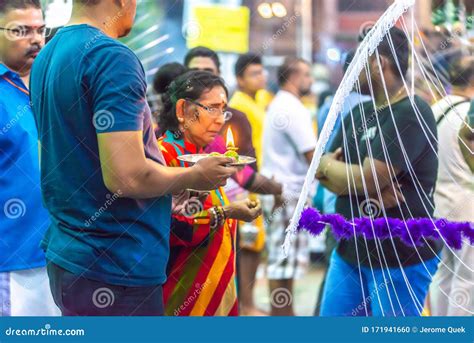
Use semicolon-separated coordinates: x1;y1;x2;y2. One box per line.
0;0;472;317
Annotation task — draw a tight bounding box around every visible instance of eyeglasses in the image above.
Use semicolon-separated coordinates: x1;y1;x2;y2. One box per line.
185;98;233;121
0;25;49;40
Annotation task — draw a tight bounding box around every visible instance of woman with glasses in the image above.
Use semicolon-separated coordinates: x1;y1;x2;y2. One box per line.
157;71;262;316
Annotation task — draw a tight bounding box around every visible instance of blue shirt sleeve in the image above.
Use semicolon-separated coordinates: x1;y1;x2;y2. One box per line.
82;42;147;133
317;96;332;129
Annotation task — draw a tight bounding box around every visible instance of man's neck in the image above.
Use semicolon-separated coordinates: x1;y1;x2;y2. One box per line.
68;10;120;38
373;79;405;107
239;89;257;100
280;85;300;99
20;74;30;88
1;61;30;89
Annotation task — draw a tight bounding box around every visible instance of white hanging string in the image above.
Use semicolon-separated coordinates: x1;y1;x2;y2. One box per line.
339;104;371;316
285;1;472;315
401;18;472;144
354;68;402;315
283;0;416;255
387;29;474;274
374;35;473;314
364;49;434;314
343;96;388;316
316;25;471;315
383;35;474;314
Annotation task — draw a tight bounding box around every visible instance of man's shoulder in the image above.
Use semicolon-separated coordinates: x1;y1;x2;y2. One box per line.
61;26;138;64
230;92;263;119
408;96;436;125
85;37;137;64
35;26;139;75
385;96;436;136
268;91;304;113
230;91;253;107
275;90;301;104
412;95;432;112
358;99;374;111
432;95;470;119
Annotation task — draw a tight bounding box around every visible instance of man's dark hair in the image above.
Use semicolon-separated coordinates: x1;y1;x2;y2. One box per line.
277;57;308;87
343;49;356;73
158;70;228;136
0;0;40;13
450;55;474;87
359;26;410;78
184;46;220;72
234;53;262;77
153;62;188;94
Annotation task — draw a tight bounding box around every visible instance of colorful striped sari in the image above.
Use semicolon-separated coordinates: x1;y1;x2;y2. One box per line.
158;131;238;316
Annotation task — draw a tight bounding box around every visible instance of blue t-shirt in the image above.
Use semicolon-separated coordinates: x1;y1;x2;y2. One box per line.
30;25;172;286
0;64;50;272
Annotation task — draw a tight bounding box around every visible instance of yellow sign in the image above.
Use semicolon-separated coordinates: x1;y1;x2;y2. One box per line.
186;5;250;54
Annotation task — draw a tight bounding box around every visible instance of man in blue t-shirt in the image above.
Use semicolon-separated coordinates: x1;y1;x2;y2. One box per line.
0;0;59;316
30;0;238;316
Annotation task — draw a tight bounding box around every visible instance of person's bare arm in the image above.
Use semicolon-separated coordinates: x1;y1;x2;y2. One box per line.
304;150;314;165
246;174;282;195
98;131;237;198
316;153;401;196
459;123;474;173
360;158;401;195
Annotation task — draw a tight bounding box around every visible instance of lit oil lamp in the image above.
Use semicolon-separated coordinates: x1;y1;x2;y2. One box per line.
225;126;239;160
226;126;238;151
179;126;256;165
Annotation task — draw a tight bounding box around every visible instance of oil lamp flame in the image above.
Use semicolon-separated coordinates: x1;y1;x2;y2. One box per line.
226;127;235;149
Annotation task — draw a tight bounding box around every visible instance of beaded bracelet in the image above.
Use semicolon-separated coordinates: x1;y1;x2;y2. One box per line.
211;206;226;229
217;206;226;221
210;207;218;229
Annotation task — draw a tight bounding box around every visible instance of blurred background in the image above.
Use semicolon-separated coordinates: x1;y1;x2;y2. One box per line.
39;0;474;315
42;0;473;91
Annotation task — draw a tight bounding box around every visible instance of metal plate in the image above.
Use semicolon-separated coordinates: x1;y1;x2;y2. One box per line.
177;154;256;166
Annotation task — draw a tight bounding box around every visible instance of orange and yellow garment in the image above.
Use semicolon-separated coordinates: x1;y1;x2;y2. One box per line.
158;131;238;316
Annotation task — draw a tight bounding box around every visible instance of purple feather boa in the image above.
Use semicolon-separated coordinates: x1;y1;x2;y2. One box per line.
298;207;474;250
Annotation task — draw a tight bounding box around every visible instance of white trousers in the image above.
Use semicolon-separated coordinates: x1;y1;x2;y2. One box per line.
0;266;60;316
430;243;474;316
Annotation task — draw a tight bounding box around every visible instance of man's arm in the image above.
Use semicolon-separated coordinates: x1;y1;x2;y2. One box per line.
98;131;236;198
317;152;400;196
459;123;474;173
246;173;282;195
